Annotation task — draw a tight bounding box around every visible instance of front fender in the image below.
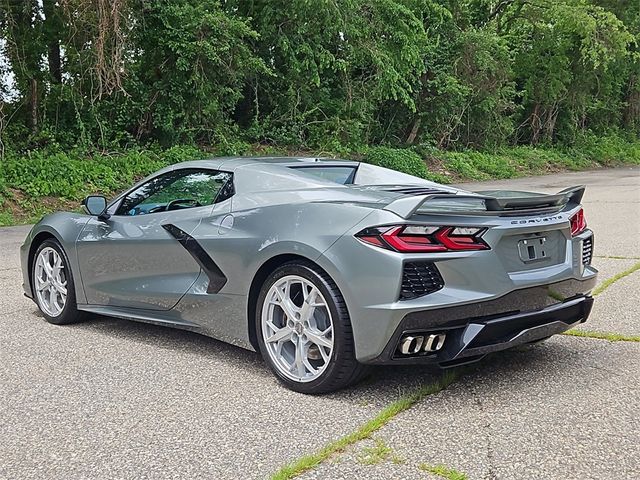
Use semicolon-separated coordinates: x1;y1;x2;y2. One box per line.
21;213;91;302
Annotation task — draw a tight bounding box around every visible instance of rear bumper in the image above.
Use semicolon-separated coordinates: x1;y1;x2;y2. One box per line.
364;280;595;365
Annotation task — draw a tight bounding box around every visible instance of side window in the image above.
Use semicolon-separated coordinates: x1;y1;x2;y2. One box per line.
290;166;357;185
116;169;233;216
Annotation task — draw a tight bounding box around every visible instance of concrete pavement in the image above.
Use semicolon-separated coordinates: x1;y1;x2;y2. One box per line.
0;167;638;479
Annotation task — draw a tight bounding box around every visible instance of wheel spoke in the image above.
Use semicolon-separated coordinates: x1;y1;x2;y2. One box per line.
306;328;333;349
48;286;57;311
274;285;299;321
318;345;330;363
294;339;306;377
55;283;67;296
43;260;53;277
266;325;292;344
302;355;319;375
299;288;318;323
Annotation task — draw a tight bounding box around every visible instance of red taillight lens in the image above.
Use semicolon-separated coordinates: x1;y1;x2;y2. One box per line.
356;225;489;253
570;208;587;236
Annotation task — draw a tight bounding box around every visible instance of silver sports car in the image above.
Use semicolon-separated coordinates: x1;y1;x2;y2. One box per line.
20;157;597;393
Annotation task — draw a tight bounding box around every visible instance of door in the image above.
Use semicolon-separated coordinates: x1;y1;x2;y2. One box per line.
76;168;233;310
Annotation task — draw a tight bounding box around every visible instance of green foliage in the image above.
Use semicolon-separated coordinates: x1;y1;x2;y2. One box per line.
0;0;639;227
0;136;637;225
507;1;636;145
0;146;202;199
365;146;450;183
569;133;640;166
231;0;429;147
123;0;266;145
1;0;638;152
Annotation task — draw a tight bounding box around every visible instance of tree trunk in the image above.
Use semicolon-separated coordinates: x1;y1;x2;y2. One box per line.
543;103;558;143
42;0;62;83
530;103;541;145
47;42;62;84
624;74;639;130
406;117;421;144
29;79;39;131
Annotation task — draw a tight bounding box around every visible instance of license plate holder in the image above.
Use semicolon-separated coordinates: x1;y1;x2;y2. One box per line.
518;236;548;263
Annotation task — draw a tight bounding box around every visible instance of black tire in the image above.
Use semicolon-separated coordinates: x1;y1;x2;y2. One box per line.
256;261;368;394
31;239;86;325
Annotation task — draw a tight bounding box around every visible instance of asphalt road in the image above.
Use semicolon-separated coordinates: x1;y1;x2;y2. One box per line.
1;167;638;479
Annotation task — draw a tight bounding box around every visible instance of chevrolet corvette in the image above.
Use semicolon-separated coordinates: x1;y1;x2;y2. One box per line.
20;157;597;393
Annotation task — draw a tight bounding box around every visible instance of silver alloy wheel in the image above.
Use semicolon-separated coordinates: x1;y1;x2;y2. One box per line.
34;247;68;317
261;275;334;383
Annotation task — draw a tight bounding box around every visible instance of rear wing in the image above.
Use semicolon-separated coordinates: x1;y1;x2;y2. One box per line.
383;186;585;219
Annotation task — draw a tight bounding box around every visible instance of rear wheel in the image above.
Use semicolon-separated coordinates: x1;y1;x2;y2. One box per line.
256;261;367;394
32;239;85;325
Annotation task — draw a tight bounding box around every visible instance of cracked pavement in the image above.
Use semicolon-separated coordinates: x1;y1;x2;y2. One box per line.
1;167;639;479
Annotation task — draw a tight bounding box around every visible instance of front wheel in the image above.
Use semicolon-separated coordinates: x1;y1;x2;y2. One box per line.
32;239;86;325
256;261;367;394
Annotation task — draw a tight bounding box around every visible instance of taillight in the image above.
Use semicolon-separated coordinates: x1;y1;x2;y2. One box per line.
570;208;587;236
356;225;489;253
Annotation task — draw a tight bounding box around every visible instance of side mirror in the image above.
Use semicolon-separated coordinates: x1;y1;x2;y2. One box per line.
82;195;109;219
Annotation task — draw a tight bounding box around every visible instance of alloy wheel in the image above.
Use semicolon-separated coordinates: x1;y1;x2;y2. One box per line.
261;275;334;382
34;247;68;317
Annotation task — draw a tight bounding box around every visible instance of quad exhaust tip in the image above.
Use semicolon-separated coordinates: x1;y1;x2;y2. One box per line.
399;333;446;355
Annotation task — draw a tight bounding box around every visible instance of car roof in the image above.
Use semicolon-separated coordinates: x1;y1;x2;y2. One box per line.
174;156;360;171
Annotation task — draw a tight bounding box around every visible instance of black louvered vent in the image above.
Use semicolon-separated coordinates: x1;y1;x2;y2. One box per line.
582;236;593;265
387;187;450;196
400;262;444;300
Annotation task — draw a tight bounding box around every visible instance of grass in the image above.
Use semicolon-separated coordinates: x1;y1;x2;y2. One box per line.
560;261;640;342
592;261;640;296
270;371;459;480
562;329;640;342
418;463;469;480
356;438;404;465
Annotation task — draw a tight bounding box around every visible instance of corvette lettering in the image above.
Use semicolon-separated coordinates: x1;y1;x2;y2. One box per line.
510;215;563;225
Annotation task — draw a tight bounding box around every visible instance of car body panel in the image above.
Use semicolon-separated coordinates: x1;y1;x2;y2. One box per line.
75;202;230;310
20;157;597;363
20;212;92;303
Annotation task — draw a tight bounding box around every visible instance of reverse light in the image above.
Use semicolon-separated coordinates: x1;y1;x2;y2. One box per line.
356;225;489;253
570;208;587;236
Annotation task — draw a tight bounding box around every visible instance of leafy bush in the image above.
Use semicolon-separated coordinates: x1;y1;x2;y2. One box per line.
569;133;640;166
0;146;204;200
0;138;638;226
364;147;449;183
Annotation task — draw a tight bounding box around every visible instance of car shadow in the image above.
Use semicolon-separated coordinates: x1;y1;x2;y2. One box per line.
62;311;583;403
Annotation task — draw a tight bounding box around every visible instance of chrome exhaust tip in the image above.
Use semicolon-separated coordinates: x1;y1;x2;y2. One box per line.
399;335;424;355
399;332;446;355
424;333;446;352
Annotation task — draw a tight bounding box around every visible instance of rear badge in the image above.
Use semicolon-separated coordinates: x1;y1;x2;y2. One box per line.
518;236;548;262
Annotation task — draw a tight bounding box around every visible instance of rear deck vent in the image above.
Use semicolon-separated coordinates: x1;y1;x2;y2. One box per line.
400;262;444;300
582;236;593;265
387;187;450;196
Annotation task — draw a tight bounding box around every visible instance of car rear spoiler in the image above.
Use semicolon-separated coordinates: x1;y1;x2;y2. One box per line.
383;185;585;219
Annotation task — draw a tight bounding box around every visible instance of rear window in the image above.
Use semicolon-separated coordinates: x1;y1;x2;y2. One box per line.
289;166;357;185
